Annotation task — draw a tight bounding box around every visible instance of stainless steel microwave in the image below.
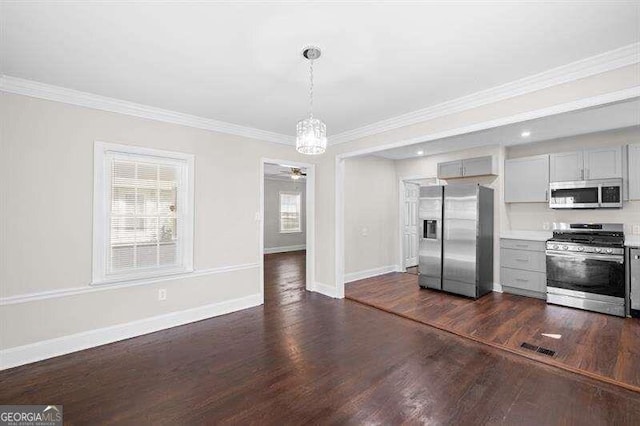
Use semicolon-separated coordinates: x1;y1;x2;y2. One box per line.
549;178;622;209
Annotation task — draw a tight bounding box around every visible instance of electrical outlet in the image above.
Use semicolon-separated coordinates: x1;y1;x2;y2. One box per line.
633;225;640;235
543;222;550;231
158;289;167;301
361;227;368;237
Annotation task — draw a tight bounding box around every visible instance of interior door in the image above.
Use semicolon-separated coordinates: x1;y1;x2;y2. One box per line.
403;182;420;268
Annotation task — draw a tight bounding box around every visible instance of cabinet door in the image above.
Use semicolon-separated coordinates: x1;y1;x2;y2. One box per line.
584;146;623;179
550;151;584;182
462;156;496;177
437;160;463;179
504;155;549;202
629;144;640;200
631;248;640;311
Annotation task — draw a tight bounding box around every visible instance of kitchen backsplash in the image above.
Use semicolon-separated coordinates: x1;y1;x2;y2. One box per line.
506;201;640;235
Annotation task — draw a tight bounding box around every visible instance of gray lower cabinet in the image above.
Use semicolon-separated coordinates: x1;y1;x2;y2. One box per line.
500;238;546;299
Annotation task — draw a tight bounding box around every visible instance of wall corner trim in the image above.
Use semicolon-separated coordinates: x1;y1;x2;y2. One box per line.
344;265;400;283
0;75;295;146
311;282;340;299
0;263;260;306
329;42;640;145
0;293;262;371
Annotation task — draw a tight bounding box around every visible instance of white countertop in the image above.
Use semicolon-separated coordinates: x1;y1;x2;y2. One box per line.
625;236;640;247
500;230;553;242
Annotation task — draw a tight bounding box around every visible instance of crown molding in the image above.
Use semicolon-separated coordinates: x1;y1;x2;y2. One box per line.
0;75;296;146
329;42;640;145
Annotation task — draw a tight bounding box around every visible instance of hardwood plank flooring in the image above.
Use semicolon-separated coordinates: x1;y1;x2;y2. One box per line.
346;271;640;393
1;253;640;424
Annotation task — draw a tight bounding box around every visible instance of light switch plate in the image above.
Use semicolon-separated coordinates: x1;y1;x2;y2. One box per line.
633;225;640;235
158;289;167;301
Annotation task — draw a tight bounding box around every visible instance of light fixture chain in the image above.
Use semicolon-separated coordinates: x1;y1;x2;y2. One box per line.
309;59;314;119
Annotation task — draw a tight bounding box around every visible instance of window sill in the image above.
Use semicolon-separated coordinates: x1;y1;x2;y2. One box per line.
91;267;194;288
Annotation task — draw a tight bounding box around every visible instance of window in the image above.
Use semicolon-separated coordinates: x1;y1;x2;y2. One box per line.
93;142;194;285
279;191;302;233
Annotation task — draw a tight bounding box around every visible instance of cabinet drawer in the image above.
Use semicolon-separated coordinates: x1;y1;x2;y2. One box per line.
501;267;546;293
500;248;546;272
500;239;545;252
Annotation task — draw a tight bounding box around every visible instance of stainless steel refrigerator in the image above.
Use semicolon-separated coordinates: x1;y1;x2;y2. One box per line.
418;184;494;299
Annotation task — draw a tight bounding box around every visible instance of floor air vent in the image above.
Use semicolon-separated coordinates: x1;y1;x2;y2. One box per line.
520;342;556;357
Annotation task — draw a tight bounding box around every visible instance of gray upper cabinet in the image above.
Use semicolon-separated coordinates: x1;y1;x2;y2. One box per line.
583;146;623;180
549;151;584;182
504;155;549;203
629;143;640;200
437;156;496;179
550;147;623;182
437;160;463;179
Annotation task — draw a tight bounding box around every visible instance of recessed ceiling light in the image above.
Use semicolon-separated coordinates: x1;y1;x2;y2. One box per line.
416;150;424;155
521;131;531;138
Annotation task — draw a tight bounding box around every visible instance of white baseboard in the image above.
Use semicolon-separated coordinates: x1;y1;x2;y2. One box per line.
311;281;339;298
493;282;503;293
263;245;306;254
0;293;262;371
345;265;399;283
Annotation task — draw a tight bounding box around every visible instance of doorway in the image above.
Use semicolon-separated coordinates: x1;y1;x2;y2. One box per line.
399;177;438;275
260;159;315;305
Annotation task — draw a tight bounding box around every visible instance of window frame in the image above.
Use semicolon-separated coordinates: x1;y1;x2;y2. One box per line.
92;141;195;286
279;191;302;234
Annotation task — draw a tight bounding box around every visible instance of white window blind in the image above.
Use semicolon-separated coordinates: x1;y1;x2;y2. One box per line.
279;192;301;233
93;142;194;285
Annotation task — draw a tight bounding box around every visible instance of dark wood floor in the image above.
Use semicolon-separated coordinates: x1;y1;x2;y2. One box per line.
346;271;640;393
1;253;640;424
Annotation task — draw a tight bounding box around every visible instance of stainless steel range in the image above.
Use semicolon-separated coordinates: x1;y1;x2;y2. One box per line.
546;223;625;317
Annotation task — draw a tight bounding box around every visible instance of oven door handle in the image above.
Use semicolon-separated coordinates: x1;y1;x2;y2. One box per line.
545;250;624;263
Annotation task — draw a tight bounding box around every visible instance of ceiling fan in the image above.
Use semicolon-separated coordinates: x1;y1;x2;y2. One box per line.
279;167;307;180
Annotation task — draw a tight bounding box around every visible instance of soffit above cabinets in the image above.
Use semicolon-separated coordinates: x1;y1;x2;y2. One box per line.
1;2;639;143
374;99;640;160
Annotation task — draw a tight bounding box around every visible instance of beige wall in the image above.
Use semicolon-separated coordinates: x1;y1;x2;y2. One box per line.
264;177;306;250
344;156;398;274
506;126;640;233
317;63;639;292
1;62;639;354
0;92;319;350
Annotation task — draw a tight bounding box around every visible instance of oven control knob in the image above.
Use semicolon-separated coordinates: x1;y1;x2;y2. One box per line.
551;244;558;250
577;246;584;251
595;248;602;253
606;248;613;254
562;245;568;250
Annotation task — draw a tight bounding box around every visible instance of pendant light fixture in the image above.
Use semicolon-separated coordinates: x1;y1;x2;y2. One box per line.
296;46;327;155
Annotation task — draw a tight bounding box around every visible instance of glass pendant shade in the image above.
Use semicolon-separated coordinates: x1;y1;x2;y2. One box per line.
296;116;327;155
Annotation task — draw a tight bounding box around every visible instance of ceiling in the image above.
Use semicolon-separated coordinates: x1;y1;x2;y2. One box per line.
2;2;639;138
373;98;640;160
264;163;306;180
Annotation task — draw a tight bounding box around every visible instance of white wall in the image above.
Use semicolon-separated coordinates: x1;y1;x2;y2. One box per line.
264;177;306;252
344;156;398;277
0;92;319;357
505;126;640;233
